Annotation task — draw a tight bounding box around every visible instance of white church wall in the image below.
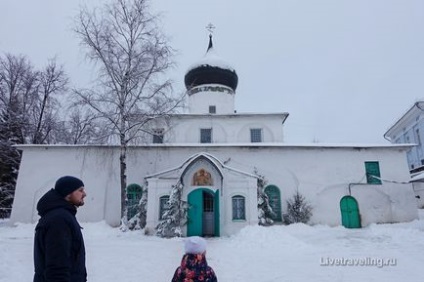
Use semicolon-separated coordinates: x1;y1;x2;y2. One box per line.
11;144;418;232
221;177;258;236
78;147;121;227
236;122;276;143
230;146;418;226
378;183;420;223
350;186;393;226
188;87;235;114
168;114;285;144
145;177;178;232
145;178;158;231
11;146;122;226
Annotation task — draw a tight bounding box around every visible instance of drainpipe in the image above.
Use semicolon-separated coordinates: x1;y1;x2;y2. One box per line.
348;183;369;195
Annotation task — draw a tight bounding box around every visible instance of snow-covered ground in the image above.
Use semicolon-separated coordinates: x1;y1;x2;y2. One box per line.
1;211;424;282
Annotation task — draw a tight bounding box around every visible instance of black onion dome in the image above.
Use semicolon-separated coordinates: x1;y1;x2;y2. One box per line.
184;35;238;91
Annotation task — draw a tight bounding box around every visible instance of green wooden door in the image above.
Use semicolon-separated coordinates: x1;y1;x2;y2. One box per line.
187;189;203;236
214;190;220;237
340;196;361;228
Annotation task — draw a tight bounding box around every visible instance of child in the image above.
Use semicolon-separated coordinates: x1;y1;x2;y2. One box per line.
172;236;217;282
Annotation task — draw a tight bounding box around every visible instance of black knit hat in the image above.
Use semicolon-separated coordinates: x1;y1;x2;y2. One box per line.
54;176;84;197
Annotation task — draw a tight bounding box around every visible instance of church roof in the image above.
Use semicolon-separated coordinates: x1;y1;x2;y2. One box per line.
184;34;238;91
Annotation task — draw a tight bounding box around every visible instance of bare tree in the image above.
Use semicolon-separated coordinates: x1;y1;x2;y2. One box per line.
74;0;182;229
0;53;72;217
0;54;38;144
62;108;110;144
0;54;69;145
31;59;68;144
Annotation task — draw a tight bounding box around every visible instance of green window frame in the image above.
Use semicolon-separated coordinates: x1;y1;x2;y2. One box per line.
232;195;246;220
159;195;170;220
126;183;142;219
365;161;382;184
264;185;282;222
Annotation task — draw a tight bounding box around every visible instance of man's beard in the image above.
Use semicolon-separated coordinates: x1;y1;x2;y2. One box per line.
71;198;85;207
75;201;85;207
75;200;85;207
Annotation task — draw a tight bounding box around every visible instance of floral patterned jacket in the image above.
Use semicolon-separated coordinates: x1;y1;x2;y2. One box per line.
172;253;217;282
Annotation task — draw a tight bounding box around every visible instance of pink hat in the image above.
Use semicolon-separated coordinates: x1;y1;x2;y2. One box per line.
184;236;207;254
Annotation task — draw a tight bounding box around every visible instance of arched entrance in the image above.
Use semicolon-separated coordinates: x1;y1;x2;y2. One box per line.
187;188;220;237
264;185;282;222
340;195;361;228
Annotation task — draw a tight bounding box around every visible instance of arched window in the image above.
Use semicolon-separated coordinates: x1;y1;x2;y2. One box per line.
126;184;142;219
159;195;170;220
264;185;282;222
232;195;245;220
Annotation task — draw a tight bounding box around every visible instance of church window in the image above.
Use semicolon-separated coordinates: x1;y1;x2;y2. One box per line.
264;185;282;222
250;128;263;143
126;183;142;219
152;128;164;144
232;195;245;220
365;161;382;184
209;105;216;114
200;128;212;143
416;129;421;145
159;195;170;220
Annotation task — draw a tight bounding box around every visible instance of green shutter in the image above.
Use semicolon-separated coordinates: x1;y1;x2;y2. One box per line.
365;161;382;184
214;189;220;237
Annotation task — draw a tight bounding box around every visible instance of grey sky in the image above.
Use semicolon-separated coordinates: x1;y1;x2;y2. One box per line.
1;0;424;143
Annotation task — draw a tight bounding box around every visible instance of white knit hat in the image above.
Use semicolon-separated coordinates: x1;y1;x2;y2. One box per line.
184;236;207;254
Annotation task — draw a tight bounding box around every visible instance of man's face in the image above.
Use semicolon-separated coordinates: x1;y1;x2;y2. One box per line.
66;187;86;207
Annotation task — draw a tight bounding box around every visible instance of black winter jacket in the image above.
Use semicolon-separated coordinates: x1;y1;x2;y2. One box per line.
33;189;87;282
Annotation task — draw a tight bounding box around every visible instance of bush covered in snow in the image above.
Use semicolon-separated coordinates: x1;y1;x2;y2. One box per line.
284;190;312;224
255;168;276;226
156;181;188;238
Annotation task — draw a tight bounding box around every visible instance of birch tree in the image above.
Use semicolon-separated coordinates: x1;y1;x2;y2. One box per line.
74;0;182;229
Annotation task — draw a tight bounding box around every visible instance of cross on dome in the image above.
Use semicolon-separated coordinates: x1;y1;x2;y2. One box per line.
206;23;215;51
206;23;215;35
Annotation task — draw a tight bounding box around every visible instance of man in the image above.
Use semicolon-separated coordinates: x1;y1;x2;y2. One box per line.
33;176;87;282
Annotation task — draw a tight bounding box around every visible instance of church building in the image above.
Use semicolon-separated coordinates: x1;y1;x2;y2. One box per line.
10;35;418;236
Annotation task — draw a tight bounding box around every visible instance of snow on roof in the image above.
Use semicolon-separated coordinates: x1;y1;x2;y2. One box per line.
145;152;258;179
14;143;414;150
186;47;235;72
410;171;424;182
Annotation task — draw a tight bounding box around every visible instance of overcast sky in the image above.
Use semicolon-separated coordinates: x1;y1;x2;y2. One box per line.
1;0;424;144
